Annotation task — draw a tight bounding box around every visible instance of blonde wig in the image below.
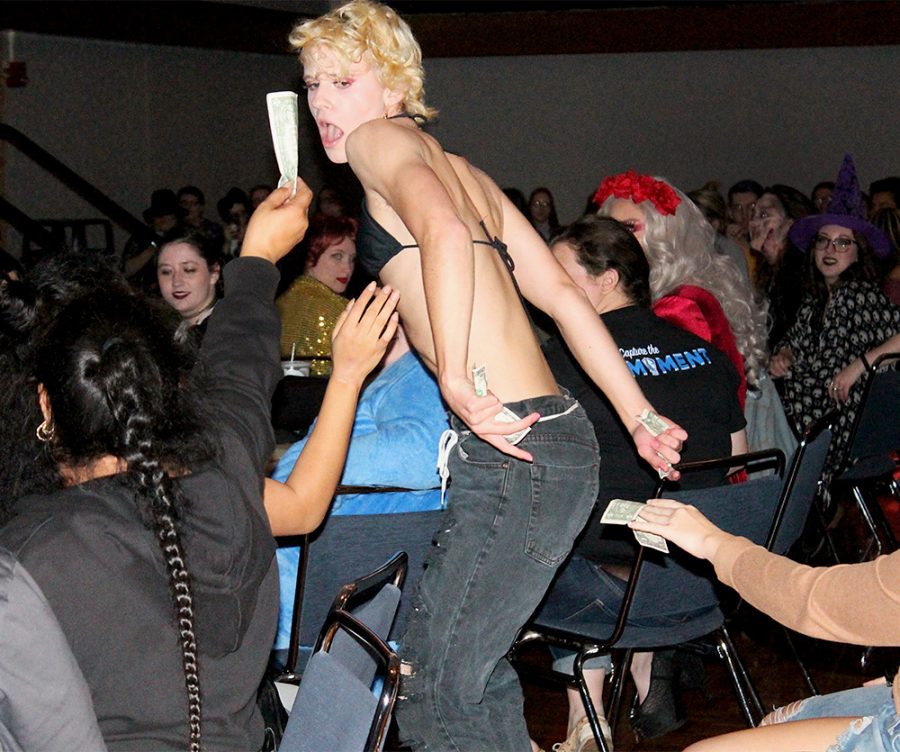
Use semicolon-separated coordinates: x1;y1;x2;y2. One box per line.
290;0;437;121
598;179;769;386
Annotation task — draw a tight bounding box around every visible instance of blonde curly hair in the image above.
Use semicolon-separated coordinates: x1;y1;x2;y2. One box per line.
598;178;770;387
289;0;437;122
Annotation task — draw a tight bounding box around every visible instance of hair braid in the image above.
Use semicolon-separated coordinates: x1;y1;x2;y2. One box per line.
103;347;203;751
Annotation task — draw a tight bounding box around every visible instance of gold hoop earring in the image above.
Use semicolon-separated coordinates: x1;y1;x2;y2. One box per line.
35;420;55;443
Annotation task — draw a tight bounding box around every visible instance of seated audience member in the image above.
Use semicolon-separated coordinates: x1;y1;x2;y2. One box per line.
529;187;562;242
217;187;253;258
630;497;900;752
156;232;223;342
540;216;747;750
269;322;449;669
315;185;350;218
726;179;764;280
0;547;107;751
771;155;900;483
811;180;835;214
249;183;274;211
276;213;358;375
121;188;185;293
688;182;752;284
0;182;398;751
595;171;768;411
869;176;900;215
748;184;815;351
871;207;900;305
177;185;224;253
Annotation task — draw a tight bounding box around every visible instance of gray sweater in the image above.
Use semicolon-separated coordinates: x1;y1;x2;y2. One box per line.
0;258;281;751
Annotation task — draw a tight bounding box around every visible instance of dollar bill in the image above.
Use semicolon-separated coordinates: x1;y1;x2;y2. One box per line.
495;406;532;445
637;408;670;437
266;91;299;198
633;529;669;554
600;498;646;525
472;364;488;397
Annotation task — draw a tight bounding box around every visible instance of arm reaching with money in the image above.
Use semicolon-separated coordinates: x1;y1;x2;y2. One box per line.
628;499;729;561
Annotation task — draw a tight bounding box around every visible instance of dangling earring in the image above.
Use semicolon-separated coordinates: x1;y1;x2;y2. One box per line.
36;419;55;443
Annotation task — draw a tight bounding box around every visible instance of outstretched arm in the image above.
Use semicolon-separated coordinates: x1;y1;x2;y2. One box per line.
629;499;900;645
264;283;400;536
497;190;686;475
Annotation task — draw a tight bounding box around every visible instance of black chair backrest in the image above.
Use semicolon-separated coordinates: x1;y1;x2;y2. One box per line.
286;506;445;662
766;413;834;554
631;474;784;617
842;353;900;465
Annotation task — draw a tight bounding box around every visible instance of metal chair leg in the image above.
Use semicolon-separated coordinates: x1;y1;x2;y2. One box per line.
716;626;764;726
781;627;819;696
574;646;612;752
606;648;633;736
853;485;885;559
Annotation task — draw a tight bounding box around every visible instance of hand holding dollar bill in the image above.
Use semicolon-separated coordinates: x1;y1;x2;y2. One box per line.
266;91;299;198
636;408;675;480
472;364;532;445
600;498;669;553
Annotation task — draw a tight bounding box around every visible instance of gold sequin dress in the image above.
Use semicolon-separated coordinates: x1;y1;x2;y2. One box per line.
276;275;347;376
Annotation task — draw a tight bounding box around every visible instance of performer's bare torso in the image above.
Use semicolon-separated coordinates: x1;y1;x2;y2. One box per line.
359;124;559;404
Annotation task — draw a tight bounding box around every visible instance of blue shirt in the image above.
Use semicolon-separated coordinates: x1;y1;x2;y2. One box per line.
271;351;448;649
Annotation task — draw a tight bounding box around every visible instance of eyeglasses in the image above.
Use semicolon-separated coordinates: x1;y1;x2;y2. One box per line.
531;200;551;208
814;234;857;252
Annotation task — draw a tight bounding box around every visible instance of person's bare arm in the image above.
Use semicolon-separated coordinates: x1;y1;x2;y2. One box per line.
497;189;687;473
348;123;538;460
264;283;399;536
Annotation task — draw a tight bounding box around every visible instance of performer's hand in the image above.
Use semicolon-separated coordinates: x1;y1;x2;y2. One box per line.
629;498;729;561
331;282;400;388
631;418;686;481
441;375;539;462
240;179;313;264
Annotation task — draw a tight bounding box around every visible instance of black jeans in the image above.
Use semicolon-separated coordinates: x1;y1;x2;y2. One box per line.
396;393;599;751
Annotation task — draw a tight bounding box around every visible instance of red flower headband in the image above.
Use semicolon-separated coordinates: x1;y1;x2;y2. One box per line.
592;171;681;216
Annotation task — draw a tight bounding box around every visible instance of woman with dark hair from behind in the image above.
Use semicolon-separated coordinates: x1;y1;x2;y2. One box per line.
0;183;321;751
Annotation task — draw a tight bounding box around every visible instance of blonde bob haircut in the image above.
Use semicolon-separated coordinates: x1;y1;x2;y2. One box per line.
290;0;437;122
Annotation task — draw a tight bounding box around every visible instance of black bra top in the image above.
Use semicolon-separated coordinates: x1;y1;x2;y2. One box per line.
357;198;514;278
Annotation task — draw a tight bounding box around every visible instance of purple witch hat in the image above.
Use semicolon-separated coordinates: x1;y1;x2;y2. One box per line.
789;154;891;258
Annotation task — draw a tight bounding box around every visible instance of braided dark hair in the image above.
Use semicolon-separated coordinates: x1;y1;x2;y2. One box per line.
33;289;215;751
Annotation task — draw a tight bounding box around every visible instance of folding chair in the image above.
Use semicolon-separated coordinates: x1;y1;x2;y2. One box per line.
277;488;445;683
511;416;833;752
830;352;900;559
277;590;402;752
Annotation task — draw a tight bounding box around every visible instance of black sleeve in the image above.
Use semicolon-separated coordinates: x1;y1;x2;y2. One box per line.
198;257;282;474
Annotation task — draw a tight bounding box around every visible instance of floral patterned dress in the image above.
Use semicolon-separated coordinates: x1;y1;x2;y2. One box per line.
779;279;900;479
